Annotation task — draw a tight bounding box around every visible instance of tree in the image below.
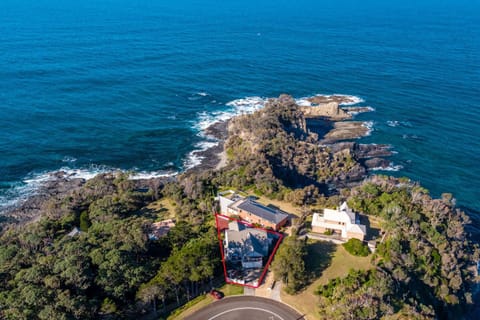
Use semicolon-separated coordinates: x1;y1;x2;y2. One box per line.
136;283;164;314
79;211;91;232
342;238;369;257
271;236;307;293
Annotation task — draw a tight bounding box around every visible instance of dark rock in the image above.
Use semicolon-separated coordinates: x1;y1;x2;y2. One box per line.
364;158;391;169
204;120;229;140
354;144;393;159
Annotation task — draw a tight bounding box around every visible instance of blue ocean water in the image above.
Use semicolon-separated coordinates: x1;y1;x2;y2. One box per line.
0;1;479;219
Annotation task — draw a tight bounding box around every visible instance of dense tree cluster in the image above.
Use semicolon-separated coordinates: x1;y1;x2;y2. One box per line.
271;235;307;294
315;269;436;319
339;175;479;318
0;172;220;319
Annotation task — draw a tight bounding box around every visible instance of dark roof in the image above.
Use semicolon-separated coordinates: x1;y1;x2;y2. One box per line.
237;199;289;225
226;229;269;257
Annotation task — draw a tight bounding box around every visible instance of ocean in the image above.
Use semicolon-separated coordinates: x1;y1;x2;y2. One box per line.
0;0;479;225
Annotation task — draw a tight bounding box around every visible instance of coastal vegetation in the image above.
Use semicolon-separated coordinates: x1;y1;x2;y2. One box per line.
342;238;369;257
0;173;219;319
271;234;307;294
217;96;479;318
0;95;477;319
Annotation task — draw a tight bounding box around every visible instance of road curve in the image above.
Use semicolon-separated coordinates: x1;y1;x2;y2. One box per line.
184;296;305;320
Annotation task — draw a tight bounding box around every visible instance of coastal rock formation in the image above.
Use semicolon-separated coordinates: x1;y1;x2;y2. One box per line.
307;95;359;105
322;121;370;143
300;101;351;120
328;142;393;159
218;94;382;194
364;157;391;169
0;172;170;230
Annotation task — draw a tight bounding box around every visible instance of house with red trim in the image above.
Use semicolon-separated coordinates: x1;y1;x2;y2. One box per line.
218;190;289;231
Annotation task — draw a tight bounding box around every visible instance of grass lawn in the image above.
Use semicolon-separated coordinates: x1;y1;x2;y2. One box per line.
167;284;244;319
281;240;373;319
145;198;176;220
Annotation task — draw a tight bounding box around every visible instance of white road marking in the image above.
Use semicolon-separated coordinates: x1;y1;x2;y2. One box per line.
207;307;285;320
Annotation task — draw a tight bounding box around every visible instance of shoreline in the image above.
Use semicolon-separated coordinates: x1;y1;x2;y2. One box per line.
0;94;396;225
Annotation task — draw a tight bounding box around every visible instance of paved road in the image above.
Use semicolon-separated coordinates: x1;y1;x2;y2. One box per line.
184;296;304;320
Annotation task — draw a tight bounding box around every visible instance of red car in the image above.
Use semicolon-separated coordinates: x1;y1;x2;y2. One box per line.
209;289;223;300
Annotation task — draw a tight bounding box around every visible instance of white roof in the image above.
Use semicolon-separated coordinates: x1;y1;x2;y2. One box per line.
347;223;366;235
312;202;366;237
312;212;323;226
323;208;355;224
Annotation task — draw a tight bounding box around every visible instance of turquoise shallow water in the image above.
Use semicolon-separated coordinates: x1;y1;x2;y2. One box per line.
0;1;479;221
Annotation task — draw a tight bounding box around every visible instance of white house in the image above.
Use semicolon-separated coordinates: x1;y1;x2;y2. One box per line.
312;202;366;240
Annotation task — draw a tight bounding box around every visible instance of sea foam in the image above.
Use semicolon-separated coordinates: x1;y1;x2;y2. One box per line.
362;121;375;136
184;96;267;169
0;165;178;212
295;94;364;107
187;94;367;170
369;164;404;172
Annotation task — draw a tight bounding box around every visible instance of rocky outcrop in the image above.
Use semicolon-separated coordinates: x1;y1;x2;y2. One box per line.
328;142;393;160
301;102;351;120
321;121;370;142
2;175;86;227
307;95;358;105
364;158;391;169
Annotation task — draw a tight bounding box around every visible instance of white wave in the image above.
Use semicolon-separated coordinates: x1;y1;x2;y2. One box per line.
194;97;266;132
183;140;220;170
186;96;267;170
296;98;312;107
188;92;211;101
370;164;403;172
0;165;179;212
0;184;36;213
362;121;374;136
295;94;364;107
62;156;77;163
184;152;203;170
335;94;364;105
0;167;108;212
195;140;219;150
345;106;375;116
130;170;178;180
56;166;114;180
226;96;266;112
387;120;400;127
387;120;413;128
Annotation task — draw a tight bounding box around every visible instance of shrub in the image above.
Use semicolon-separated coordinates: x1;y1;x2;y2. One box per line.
79;211;91;231
343;238;369;257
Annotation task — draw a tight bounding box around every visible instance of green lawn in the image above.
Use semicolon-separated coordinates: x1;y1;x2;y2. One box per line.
145;198;176;220
281;240;373;319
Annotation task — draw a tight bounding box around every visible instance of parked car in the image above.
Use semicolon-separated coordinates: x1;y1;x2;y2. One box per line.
209;289;223;300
